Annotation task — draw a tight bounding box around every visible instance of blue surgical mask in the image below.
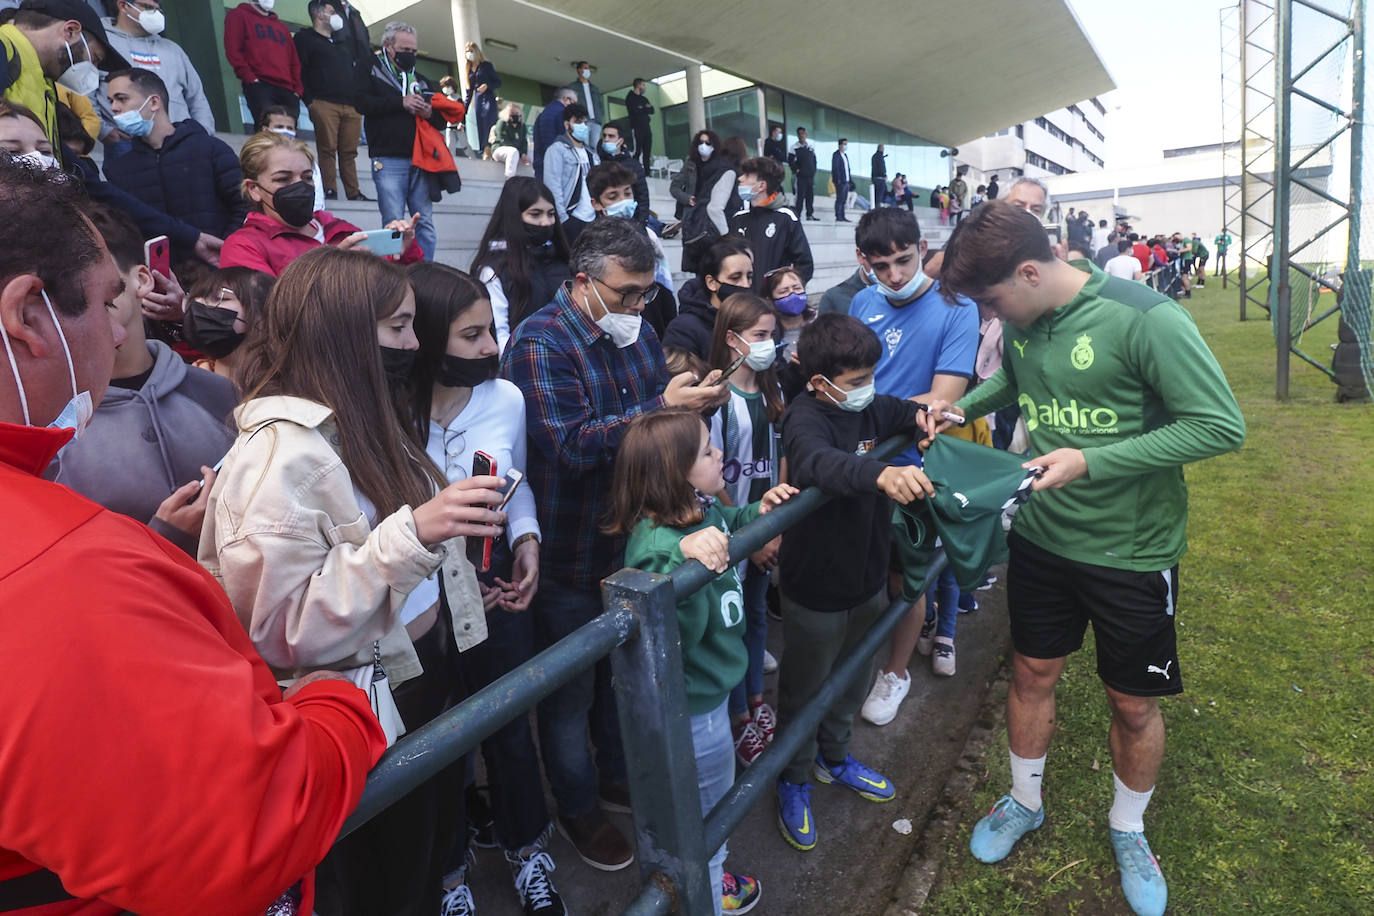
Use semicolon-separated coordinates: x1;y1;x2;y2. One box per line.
864;268;880;286
570;122;590;143
601;140;619;156
821;377;874;412
604;198;637;220
697;142;713;160
738;185;756;202
114;97;154;138
876;264;928;302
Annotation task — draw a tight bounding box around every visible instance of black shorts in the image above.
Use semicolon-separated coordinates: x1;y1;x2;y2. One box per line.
1006;533;1182;697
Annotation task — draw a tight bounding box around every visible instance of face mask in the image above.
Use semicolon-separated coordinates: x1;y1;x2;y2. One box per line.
133;6;166;34
328;12;344;30
269;126;296;138
821;376;874;412
586;281;641;348
570;122;589;143
113;97;153;138
697;142;713;160
876;263;929;302
1;290;93;436
523;222;553;246
465;50;475;61
733;337;776;371
604;198;636;220
392;50;416;72
601;140;620;156
269;179;316;227
182;301;245;358
864;268;880;286
436;353;497;388
774;291;808;316
17;150;60;171
379;346;415;386
711;280;750;304
57;35;100;96
738;185;756;202
580;68;591;79
257;0;275;11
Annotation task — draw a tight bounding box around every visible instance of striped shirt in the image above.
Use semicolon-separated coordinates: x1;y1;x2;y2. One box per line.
501;285;669;588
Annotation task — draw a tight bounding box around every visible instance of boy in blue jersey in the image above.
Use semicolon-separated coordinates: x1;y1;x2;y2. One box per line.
845;209;980;724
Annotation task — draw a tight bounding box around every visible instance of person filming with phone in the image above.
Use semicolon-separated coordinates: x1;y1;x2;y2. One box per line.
501;216;727;873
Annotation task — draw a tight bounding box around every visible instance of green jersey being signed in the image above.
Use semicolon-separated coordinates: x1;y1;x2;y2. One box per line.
957;261;1245;571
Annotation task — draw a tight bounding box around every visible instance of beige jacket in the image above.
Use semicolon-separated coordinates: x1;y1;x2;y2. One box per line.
198;395;487;684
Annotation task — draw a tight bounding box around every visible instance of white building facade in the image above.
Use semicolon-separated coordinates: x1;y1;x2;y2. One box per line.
953;98;1109;190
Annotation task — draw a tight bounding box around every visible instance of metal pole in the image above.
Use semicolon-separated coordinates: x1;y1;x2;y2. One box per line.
1274;0;1293;399
1348;0;1365;277
1239;0;1250;318
606;569;715;916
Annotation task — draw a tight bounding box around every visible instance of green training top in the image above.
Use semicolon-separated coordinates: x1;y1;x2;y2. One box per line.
957;261;1246;571
1215;233;1232;253
625;500;761;715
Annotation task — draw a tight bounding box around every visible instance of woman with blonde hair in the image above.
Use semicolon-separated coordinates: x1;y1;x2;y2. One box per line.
464;41;502;158
219;130;422;276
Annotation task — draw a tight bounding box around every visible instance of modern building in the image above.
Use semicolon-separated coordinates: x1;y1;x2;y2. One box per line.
954;98;1109;192
149;0;1112;199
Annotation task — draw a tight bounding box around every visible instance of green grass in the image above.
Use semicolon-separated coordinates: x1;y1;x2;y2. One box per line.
922;276;1374;915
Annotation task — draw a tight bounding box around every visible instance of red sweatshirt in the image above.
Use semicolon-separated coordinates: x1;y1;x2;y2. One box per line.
220;209;425;276
223;3;304;95
0;422;387;915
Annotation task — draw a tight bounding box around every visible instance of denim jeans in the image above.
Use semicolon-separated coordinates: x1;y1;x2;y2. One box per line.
924;563;959;641
460;599;551;851
728;563;770;716
533;580;627;817
691;700;734;916
370;156;436;261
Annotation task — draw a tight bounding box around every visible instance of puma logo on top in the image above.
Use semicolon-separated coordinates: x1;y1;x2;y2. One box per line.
1146;661;1173;679
1013;340;1027;358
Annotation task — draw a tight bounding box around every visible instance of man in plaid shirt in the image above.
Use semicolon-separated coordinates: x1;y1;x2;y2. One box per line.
501;217;725;870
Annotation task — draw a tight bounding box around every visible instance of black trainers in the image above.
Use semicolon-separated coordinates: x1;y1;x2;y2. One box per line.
556;810;634;871
508;848;567;915
467;783;499;848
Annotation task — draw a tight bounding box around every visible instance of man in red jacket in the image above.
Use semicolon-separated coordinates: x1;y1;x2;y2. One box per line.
0;157;386;913
224;0;304;128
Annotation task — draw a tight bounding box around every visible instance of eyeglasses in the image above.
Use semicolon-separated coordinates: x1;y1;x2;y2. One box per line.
763;265;796;279
590;275;658;310
443;427;467;475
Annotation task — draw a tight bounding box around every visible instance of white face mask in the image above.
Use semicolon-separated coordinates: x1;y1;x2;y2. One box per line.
257;0;275;11
134;6;166;35
821;376;874;412
734;336;776;371
465;50;475;61
580;68;591;79
57;35;101;96
328;12;344;30
585;282;641;348
1;290;93;437
17;150;60;171
697;142;713;160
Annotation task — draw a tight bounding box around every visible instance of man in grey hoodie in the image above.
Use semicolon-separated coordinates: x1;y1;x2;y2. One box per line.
93;0;215;157
48;203;236;553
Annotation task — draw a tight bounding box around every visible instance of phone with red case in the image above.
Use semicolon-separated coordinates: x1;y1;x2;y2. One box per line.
143;235;170;279
467;451;496;571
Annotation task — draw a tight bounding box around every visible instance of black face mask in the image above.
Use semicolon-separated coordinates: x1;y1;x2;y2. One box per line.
392;50;416;72
379;346;416;386
270;180;316;227
712;281;751;304
436;353;498;389
182;301;245;359
524;222;554;247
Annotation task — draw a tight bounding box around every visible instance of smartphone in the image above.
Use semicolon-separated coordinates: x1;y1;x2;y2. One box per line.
494;469;524;512
717;350;750;385
467;451;496;571
361;227;405;257
144;235;170;278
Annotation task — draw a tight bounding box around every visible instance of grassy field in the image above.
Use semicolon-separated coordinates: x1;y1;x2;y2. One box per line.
921;275;1374;915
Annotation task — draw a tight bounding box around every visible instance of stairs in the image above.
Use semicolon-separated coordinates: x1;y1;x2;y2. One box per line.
209;134;954;294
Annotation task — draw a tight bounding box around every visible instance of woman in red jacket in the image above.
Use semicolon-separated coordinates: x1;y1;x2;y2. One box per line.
220;130;423;277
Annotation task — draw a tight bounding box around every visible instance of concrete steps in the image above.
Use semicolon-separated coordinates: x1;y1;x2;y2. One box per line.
208;135;953;295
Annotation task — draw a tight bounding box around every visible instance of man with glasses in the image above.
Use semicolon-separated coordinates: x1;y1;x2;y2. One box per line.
94;0;215;159
501;217;726;874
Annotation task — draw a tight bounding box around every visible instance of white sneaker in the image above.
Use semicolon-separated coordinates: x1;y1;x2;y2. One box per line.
932;639;956;677
762;649;779;674
860;669;911;726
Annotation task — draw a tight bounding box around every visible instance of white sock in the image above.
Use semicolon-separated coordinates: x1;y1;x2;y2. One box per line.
1108;772;1154;833
1008;751;1045;811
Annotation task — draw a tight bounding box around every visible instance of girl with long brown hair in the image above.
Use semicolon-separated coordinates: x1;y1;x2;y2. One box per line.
609;409;795;915
199;245;505;914
704;292;788;769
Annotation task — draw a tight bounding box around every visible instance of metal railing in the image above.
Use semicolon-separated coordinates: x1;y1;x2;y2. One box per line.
336;433;944;914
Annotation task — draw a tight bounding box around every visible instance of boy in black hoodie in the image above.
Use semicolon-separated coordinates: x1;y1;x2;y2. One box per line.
774;312;934;851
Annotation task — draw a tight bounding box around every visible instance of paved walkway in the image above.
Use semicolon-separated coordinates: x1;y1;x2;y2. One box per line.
463;574;1012;915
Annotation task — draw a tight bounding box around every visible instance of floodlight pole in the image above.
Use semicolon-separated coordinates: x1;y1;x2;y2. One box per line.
1239;0;1250;319
1273;0;1293;400
1347;0;1365;277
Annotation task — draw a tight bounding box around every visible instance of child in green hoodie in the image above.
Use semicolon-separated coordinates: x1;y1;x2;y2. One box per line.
609;408;797;916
